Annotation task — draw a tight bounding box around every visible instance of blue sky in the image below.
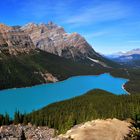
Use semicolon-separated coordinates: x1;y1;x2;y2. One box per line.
1;0;140;54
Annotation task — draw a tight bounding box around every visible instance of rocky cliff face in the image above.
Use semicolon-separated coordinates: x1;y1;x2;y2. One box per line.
0;24;35;54
21;22;100;61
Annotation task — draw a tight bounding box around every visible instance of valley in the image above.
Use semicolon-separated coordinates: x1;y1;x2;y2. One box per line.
0;48;107;90
0;22;140;140
1;0;140;138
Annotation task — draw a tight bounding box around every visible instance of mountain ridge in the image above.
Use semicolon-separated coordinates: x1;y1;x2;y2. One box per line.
106;48;140;67
0;22;118;68
20;22;101;60
107;48;140;57
0;23;35;53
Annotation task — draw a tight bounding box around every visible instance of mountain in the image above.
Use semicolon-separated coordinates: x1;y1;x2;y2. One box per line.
106;48;140;67
20;22;118;68
107;48;140;58
21;22;99;60
0;23;35;56
0;24;34;49
0;22;120;90
0;22;118;68
123;48;140;55
0;48;107;90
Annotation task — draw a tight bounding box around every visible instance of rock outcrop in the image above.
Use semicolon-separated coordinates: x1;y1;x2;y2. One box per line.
40;72;58;83
0;119;133;140
0;124;55;140
54;119;131;140
0;23;35;55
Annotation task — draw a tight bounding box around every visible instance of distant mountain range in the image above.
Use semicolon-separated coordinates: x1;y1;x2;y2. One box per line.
106;48;140;67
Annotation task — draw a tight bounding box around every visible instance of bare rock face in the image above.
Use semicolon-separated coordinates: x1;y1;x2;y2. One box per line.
21;22;99;61
39;71;58;83
0;124;55;140
0;23;35;53
0;24;12;32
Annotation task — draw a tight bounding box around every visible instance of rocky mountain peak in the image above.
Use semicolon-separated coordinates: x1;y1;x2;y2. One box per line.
20;22;38;31
126;48;140;55
0;23;13;32
0;22;114;67
21;22;99;61
19;21;115;68
46;21;58;29
0;23;35;53
111;48;140;57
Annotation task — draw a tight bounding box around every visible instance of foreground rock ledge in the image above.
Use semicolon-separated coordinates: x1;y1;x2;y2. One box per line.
0;124;55;140
0;119;132;140
53;119;131;140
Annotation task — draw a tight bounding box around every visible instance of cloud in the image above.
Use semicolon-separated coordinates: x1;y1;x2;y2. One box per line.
17;0;132;28
64;1;131;26
83;31;108;39
19;0;74;20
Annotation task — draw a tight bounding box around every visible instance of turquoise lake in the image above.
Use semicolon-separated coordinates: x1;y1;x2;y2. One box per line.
0;73;128;116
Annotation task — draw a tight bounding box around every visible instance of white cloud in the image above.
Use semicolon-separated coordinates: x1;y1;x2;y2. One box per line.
84;31;109;38
19;0;73;20
64;1;131;26
18;0;132;28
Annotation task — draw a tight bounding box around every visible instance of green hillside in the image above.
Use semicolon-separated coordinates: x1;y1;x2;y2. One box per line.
0;49;107;90
19;89;140;133
0;48;140;94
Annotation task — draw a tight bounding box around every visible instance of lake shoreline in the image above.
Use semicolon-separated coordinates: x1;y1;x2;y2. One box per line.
0;73;129;116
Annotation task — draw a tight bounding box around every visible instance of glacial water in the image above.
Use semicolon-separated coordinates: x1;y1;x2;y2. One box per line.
0;73;128;116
